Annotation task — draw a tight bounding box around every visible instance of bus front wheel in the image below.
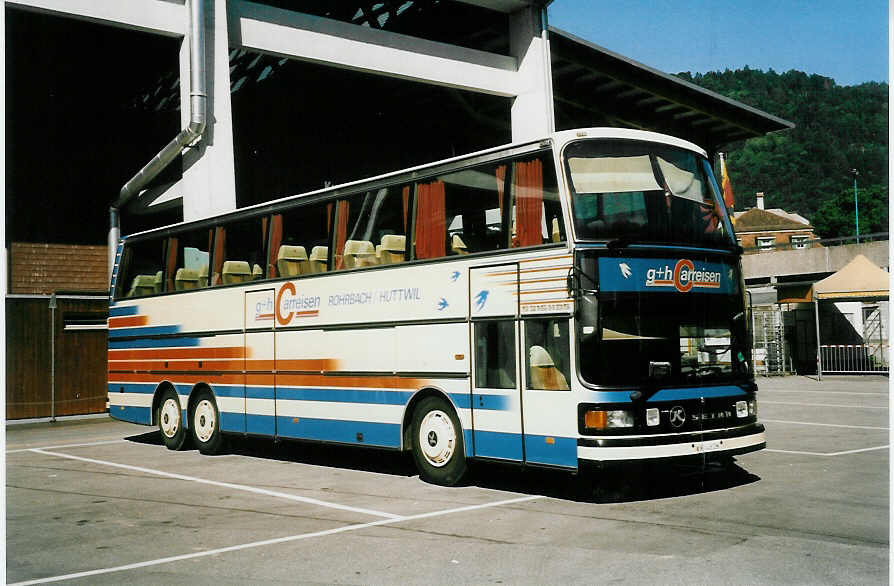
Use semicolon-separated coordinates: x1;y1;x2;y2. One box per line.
157;388;187;451
190;390;225;455
411;396;467;486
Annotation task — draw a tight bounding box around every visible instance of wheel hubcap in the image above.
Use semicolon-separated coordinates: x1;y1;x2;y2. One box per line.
194;399;216;443
159;398;180;438
419;410;455;468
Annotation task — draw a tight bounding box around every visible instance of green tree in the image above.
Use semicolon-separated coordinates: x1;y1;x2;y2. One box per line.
812;184;889;239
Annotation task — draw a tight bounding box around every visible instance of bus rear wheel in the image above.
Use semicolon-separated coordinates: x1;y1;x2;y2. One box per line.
157;388;187;451
411;396;467;486
190;390;225;455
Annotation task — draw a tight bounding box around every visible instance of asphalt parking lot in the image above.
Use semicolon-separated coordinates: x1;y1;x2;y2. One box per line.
7;375;889;585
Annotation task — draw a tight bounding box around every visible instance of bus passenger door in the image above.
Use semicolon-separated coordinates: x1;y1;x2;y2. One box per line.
469;264;524;462
244;289;276;436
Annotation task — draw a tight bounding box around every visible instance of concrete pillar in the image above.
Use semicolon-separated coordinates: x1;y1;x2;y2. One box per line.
509;6;555;143
180;0;237;221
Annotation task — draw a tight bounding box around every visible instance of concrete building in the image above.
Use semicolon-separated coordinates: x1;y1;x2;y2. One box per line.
5;0;795;417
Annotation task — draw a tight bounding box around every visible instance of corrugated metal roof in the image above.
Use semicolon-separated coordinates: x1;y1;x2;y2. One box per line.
549;27;794;152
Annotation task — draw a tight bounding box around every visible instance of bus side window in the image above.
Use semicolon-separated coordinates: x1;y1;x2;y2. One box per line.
474;320;516;389
335;185;408;270
417;162;509;260
510;153;565;247
166;229;211;291
525;319;571;391
117;237;165;299
211;218;266;285
276;201;332;277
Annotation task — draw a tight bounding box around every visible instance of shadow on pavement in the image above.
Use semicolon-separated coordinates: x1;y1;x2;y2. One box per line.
125;431;759;503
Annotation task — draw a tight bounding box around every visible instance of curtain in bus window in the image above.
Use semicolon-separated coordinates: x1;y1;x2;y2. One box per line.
335;200;350;269
212;226;226;285
416;180;446;259
513;159;544;247
268;214;283;277
165;237;179;292
496;164;506;213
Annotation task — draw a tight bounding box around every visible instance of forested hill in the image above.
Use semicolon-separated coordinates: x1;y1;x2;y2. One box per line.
676;68;888;238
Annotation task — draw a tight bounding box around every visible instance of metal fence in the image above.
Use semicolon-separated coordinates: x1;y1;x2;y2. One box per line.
820;344;889;374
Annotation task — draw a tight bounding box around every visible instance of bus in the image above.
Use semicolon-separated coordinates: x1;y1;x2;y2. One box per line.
108;127;765;486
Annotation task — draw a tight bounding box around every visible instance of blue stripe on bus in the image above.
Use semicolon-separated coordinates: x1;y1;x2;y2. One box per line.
109;325;181;338
214;385;246;398
473;430;523;461
524;434;578;468
648;386;747;402
220;411;247;433
108;382;156;395
110;405;152;425
109;306;139;317
274;416;401;448
276;387;414;405
109;337;201;349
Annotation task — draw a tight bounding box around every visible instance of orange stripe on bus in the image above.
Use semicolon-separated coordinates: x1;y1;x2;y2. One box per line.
108;347;245;361
108;315;149;328
110;372;424;389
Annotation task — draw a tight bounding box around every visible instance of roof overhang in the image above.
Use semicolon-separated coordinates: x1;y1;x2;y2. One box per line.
548;26;794;152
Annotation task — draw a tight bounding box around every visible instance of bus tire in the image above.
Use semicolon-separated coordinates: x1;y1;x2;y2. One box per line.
190;390;225;455
157;388;187;451
411;396;467;486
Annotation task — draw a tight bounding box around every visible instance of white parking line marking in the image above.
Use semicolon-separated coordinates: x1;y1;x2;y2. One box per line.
765;445;889;457
7;439;127;454
30;448;400;520
761;400;888;409
8;494;542;586
761;419;889;430
764;390;887;396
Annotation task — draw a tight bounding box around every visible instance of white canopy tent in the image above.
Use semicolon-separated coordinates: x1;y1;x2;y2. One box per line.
811;254;890;379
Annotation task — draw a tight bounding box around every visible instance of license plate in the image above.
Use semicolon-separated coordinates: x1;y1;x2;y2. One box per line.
693;439;723;454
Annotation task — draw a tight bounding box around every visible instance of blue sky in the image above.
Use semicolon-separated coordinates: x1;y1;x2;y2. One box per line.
547;0;888;86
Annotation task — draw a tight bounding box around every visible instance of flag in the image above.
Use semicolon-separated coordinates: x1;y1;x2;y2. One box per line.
720;152;735;211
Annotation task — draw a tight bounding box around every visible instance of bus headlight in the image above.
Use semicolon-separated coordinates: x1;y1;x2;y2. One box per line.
748;399;757;416
735;401;748;418
584;409;634;430
645;408;660;426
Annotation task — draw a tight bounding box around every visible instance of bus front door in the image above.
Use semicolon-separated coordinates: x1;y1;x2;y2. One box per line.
469;264;524;462
244;289;277;436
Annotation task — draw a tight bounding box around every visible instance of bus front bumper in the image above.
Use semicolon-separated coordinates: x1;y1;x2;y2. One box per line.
577;423;765;462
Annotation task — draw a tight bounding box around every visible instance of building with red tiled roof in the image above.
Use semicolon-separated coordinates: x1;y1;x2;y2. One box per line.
9;242;109;294
733;192;818;253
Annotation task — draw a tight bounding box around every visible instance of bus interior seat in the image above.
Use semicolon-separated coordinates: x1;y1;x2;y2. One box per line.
198;265;209;288
380;234;406;264
343;240;376;268
528;345;569;390
551;217;561;243
309;246;328;273
128;275;157;297
277;245;308;277
153;271;163;294
252;264;263;280
451;234;469;255
222;260;251;284
174;268;199;290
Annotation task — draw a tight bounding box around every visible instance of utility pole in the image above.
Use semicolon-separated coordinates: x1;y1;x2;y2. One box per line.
850;168;860;243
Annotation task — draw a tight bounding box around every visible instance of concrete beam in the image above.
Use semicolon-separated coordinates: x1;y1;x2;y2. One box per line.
5;0;185;36
229;1;520;97
509;6;554;142
742;241;890;281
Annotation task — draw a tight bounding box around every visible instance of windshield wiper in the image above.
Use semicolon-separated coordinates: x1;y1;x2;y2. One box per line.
606;235;636;249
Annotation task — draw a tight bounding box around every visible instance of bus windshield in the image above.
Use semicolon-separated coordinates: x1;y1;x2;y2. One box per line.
563;139;734;248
